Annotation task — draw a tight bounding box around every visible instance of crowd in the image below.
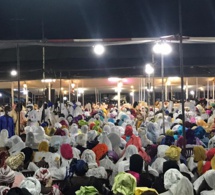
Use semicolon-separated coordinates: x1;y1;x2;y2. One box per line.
0;98;215;195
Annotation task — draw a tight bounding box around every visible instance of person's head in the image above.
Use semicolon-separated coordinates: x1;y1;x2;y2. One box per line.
69;159;88;177
129;154;143;174
26;104;33;112
4;106;11;114
43;103;48;109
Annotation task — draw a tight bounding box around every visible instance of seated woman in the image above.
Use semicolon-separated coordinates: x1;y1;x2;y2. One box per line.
60;159;107;195
127;154;156;188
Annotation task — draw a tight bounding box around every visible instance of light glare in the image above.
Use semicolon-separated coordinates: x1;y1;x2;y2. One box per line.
94;44;105;55
153;42;172;55
145;64;154;75
10;70;17;76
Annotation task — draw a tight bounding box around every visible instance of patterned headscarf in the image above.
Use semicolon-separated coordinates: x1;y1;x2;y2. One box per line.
0;165;15;184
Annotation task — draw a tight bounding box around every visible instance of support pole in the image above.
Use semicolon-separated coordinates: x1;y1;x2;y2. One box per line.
17;44;21;136
161;53;165;134
213;79;214;102
143;78;146;102
48;82;51;101
196;78;198;99
178;0;186;149
26;85;28;105
165;81;168;101
11;82;14;106
207;80;210;100
69;80;71;102
185;78;188;100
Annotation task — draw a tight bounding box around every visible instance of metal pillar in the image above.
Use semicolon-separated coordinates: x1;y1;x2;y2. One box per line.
11;82;14;106
161;53;165;134
143;78;146;102
213;79;214;102
165;81;168;101
196;78;198;98
186;78;188;100
17;44;21;136
48;82;51;101
69;80;71;102
207;80;210;99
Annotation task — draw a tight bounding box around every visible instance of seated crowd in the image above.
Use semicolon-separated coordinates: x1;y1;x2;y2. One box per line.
0;98;215;195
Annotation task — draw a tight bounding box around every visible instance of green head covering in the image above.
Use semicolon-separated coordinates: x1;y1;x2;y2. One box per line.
112;172;137;195
75;186;99;195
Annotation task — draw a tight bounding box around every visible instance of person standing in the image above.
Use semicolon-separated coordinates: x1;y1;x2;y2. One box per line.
0;106;14;137
25;103;38;127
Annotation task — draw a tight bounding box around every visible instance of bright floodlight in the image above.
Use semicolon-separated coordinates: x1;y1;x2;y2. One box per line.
63;96;67;101
93;44;105;55
145;64;154;75
10;70;17;76
130;91;134;96
0;93;2;97
153;42;172;55
190;90;195;95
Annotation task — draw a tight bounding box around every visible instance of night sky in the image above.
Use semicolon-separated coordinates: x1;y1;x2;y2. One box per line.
1;0;215;40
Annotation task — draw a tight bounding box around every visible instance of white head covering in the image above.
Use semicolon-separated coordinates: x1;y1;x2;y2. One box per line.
164;169;193;195
118;145;138;163
54;122;62;129
86;166;107;179
204;170;215;190
72;147;81;159
138;127;153;147
34;126;45;143
103;125;111;134
87;130;98;142
81;149;98;168
69;123;79;137
151;157;166;174
157;145;170;158
24;126;33;134
164;168;183;190
33;168;51;184
108;133;121;148
208;135;215;149
0;129;8;147
98;132;112;151
19;177;41;195
26;132;38;149
50;136;63;149
61;136;71;144
6;135;25;155
47;153;61;168
81;125;88;134
76;134;87;147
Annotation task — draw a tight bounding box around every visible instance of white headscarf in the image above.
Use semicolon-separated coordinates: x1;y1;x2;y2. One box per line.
204;170;215;190
0;129;8;147
118;145;138;163
19;177;41;195
34;126;45;143
103;125;111;134
208;135;215;149
87;130;98;142
151;157;166;174
164;169;193;195
6;135;25;155
81;149;98;168
33;168;51;185
157;145;170;158
81;125;88;134
98;132;112;151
